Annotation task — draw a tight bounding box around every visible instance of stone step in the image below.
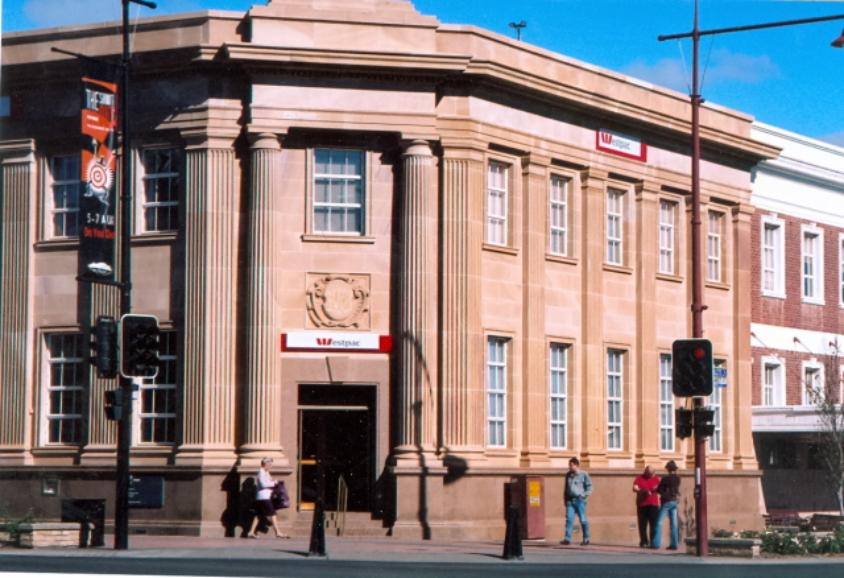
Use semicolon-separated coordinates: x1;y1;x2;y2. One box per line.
285;511;389;537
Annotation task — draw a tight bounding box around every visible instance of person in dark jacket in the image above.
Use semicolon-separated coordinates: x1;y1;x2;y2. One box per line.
651;460;681;549
561;457;593;546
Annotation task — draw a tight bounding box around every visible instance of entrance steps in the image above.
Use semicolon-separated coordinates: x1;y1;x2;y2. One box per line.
287;510;389;538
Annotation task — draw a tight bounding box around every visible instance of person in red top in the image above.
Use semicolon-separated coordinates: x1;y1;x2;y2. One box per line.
632;465;661;548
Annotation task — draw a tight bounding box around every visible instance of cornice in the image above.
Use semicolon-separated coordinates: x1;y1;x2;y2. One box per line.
755;157;844;193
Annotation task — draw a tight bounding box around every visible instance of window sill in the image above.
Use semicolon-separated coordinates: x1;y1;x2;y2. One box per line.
133;232;178;246
483;243;518;256
484;448;519;458
656;272;683;284
35;238;79;251
603;263;633;275
546;253;577;266
761;291;786;300
801;298;825;307
31;446;81;456
301;234;376;245
705;281;730;291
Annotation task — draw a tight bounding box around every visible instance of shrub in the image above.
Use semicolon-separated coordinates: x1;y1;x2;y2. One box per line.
711;528;735;538
739;530;760;539
760;527;844;555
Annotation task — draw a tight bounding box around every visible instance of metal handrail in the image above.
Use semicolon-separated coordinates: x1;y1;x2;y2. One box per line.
336;475;348;536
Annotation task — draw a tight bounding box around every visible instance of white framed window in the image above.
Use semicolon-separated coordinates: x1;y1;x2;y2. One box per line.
707;210;724;282
486;162;509;246
549;175;569;256
486;336;508;447
43;333;86;445
137;330;178;444
802;361;825;406
549;343;568;449
659;354;674;452
607;349;624;450
606;188;624;265
761;357;785;407
313;149;365;235
140;148;180;233
839;234;844;306
658;200;676;275
709;359;725;453
761;217;785;297
801;225;824;303
48;155;81;238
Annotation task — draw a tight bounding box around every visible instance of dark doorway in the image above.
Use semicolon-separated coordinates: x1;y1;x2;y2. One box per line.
297;385;376;512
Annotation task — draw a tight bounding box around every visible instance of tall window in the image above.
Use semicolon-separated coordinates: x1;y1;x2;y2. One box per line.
803;363;824;406
49;155;81;238
709;360;725;453
141;148;180;232
486;162;509;246
487;337;508;447
762;219;784;296
802;228;823;302
44;333;85;444
607;349;624;450
659;354;674;452
138;330;178;444
658;200;676;275
549;344;568;449
707;211;723;282
840;236;844;305
549;175;569;256
313;149;364;235
606;189;624;265
762;358;784;407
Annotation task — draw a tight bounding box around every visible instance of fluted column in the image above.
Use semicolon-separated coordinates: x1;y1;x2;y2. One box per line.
440;145;485;455
732;203;757;470
240;133;286;466
635;181;660;465
392;140;438;460
520;153;550;466
580;167;608;467
176;130;240;466
0;140;36;465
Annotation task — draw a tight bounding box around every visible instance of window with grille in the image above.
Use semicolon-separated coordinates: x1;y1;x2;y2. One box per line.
44;333;85;444
762;219;784;296
49;155;80;238
313;149;365;235
138;330;178;444
486;162;509;246
707;211;723;282
658;201;676;275
762;358;784;407
549;343;568;449
606;189;624;265
549;175;569;256
803;363;824;406
709;360;724;453
659;354;674;452
141;148;180;232
802;228;823;302
487;337;508;447
607;349;624;450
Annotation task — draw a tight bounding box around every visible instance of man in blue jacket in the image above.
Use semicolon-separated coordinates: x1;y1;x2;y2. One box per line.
561;457;593;546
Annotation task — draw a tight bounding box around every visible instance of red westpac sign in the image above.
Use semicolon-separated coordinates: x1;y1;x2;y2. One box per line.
596;129;647;162
281;331;392;353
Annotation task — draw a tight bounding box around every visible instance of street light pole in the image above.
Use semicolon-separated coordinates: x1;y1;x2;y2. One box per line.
659;2;844;558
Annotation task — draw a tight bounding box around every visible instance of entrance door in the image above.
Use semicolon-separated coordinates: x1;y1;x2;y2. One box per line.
298;405;372;512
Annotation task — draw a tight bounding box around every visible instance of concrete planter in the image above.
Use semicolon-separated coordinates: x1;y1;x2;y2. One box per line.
0;529;13;545
685;537;762;558
17;522;81;548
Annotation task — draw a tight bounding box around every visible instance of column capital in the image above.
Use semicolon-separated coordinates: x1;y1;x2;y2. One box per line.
732;202;754;220
401;139;434;157
635;180;661;199
521;152;552;171
249;132;283;151
180;127;239;151
580;166;609;188
0;139;36;164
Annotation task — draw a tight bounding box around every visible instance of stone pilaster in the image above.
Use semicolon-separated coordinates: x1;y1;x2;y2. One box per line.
520;153;550;466
0;140;36;465
240;133;287;467
393;140;439;460
732;203;757;470
176;130;240;467
634;182;660;465
439;145;485;456
580;167;608;467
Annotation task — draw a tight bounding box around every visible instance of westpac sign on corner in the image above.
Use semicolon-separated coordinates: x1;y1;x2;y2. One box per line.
281;331;392;353
596;129;647;162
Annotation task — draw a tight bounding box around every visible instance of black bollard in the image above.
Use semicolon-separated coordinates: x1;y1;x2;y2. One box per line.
308;498;327;557
502;504;524;560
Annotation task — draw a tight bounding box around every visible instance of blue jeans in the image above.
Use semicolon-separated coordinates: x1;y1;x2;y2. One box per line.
652;500;678;548
564;498;589;541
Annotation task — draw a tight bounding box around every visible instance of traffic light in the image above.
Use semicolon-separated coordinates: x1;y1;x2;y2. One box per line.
104;389;124;421
120;314;160;378
694;407;716;438
676;408;693;439
671;338;714;397
90;316;118;379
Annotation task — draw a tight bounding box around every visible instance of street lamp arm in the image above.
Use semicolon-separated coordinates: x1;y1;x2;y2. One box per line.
658;12;844;42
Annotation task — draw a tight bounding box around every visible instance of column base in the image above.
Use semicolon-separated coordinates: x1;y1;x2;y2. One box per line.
174;445;239;468
634;451;661;469
519;450;551;468
580;450;608;469
237;446;290;470
0;448;33;466
79;446;117;467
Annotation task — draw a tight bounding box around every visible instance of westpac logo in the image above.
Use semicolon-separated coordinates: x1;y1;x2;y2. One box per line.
316;337;362;347
316;338;333;346
599;131;614;145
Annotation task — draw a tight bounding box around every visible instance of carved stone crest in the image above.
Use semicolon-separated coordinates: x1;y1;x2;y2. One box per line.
306;274;370;329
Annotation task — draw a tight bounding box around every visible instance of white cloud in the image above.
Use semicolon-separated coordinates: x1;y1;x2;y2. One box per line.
621;48;780;93
817;131;844;147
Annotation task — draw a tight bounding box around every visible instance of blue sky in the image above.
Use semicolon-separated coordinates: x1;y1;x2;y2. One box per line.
3;0;844;145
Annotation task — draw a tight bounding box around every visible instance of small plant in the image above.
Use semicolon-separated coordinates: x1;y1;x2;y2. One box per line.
711;528;735;538
739;530;761;539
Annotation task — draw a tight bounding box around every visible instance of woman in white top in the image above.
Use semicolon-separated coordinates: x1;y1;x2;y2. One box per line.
248;457;289;538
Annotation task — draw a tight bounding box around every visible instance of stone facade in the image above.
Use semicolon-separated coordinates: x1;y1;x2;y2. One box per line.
0;0;776;543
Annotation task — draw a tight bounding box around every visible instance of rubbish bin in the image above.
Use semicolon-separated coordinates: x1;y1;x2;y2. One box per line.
509;476;545;540
61;499;105;547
